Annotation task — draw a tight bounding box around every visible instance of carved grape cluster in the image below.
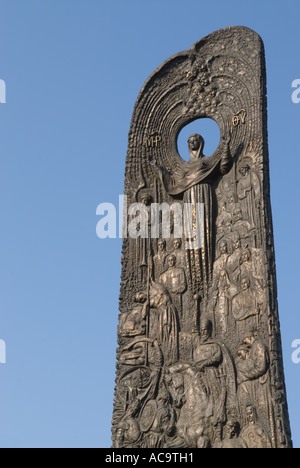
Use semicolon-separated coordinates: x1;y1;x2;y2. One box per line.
182;60;220;118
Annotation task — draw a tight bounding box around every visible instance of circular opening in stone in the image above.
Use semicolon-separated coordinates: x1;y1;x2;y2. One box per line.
177;118;221;162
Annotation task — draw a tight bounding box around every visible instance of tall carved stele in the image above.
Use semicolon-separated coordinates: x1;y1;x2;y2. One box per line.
112;27;292;449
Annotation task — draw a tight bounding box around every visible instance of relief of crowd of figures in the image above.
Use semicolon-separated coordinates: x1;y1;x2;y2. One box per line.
112;144;278;449
112;27;292;449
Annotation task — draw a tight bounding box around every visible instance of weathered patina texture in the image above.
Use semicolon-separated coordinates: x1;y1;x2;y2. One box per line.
112;26;292;449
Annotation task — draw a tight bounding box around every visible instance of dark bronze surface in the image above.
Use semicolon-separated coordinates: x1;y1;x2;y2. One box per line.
112;26;292;448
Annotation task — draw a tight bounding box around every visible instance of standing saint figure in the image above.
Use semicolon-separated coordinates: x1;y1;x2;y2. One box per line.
212;269;237;337
232;276;260;339
190;318;238;443
236;329;272;423
237;163;261;229
153;239;168;278
153;133;232;299
159;254;187;319
213;240;230;279
172;238;186;268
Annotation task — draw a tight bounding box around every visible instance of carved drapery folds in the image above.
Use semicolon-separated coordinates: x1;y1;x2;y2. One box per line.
112;27;292;448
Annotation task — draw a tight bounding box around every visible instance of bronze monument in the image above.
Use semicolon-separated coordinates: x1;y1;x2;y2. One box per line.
112;26;292;448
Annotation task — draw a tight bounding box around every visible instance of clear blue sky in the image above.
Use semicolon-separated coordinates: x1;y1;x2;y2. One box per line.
0;0;299;448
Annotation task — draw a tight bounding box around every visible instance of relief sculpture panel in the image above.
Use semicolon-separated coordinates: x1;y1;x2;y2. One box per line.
112;26;292;448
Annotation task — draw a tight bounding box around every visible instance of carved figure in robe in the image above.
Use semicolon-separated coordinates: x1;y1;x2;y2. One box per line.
232;277;260;339
213;240;230;280
232;207;253;241
153;239;168;278
237;163;261;228
216;199;232;233
147;282;179;366
227;232;242;281
212;269;238;336
218;218;234;253
192;319;226;428
237;330;272;424
159;254;187;319
152;133;233;298
172;238;186;268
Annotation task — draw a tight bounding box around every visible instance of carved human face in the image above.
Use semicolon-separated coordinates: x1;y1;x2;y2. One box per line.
241;278;250;291
226;420;238;439
242;250;251;263
220;241;228;255
233;239;241;251
220;270;228;282
168;255;176;268
240;165;250;177
158;240;166;252
224;220;232;234
246;406;255;424
173;239;181;250
233;209;243;222
188;135;201;151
